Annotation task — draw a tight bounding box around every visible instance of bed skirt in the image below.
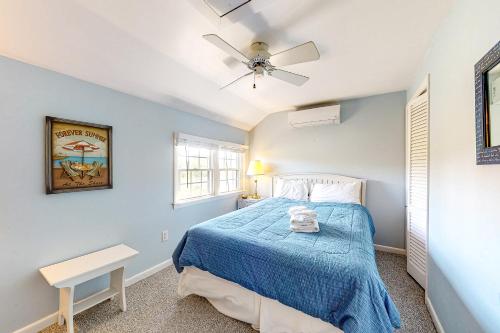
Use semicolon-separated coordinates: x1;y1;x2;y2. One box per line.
178;266;342;333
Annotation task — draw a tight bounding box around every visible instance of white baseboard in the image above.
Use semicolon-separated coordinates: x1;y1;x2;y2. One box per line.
426;295;445;333
12;313;59;333
12;258;173;333
374;244;406;255
125;258;172;287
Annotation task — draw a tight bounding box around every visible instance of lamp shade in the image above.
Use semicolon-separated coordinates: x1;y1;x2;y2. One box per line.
247;160;264;176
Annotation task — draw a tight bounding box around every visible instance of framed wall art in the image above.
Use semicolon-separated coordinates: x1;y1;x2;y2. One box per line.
45;116;113;194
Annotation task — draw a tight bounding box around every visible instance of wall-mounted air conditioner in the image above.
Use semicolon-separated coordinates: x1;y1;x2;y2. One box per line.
288;105;340;128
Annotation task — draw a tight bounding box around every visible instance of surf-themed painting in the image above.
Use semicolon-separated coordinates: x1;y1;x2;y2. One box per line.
45;117;112;194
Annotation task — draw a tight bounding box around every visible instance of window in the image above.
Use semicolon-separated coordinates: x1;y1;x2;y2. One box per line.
174;133;247;206
218;150;242;193
176;145;213;200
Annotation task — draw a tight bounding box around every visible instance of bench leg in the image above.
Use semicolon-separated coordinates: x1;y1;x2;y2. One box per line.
110;267;126;311
60;286;75;333
58;289;65;325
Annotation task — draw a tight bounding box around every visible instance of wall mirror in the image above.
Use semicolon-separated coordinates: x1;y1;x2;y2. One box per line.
475;41;500;164
485;62;500;146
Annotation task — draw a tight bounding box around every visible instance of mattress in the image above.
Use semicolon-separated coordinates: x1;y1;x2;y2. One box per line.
173;197;400;333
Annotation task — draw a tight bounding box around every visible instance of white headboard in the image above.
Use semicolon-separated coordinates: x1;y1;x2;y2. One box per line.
272;173;367;206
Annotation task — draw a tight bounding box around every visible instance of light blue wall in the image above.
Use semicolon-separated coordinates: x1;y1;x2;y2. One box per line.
249;91;406;248
407;0;500;332
0;55;248;333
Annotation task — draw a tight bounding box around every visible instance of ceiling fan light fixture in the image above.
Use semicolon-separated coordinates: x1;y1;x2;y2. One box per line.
205;34;319;89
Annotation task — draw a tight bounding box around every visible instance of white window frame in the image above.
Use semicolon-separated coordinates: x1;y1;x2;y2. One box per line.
175;144;214;201
173;133;248;209
218;149;243;194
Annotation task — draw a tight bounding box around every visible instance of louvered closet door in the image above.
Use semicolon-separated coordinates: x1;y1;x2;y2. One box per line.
406;84;429;289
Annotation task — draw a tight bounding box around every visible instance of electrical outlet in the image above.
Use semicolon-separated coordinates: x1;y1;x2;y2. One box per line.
161;230;169;242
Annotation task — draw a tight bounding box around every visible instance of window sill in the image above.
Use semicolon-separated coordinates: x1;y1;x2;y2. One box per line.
173;191;244;209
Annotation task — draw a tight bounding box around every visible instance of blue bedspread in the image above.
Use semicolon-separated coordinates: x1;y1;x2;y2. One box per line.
173;198;401;333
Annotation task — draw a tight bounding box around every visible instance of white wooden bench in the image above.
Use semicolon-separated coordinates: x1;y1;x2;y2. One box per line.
39;244;139;333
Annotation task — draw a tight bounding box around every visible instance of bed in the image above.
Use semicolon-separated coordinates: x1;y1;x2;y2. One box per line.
173;174;400;333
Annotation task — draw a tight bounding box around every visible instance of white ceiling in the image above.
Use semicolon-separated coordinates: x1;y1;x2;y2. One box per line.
0;0;454;130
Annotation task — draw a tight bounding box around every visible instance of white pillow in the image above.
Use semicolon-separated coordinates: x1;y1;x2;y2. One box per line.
309;182;361;204
273;179;309;200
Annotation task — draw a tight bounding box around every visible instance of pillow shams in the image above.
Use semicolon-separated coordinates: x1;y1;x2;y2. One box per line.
274;179;309;200
309;182;361;204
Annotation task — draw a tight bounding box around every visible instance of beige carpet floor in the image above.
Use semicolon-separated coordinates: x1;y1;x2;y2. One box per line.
40;251;435;333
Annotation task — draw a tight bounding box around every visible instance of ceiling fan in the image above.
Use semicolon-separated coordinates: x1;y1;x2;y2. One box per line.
203;34;320;89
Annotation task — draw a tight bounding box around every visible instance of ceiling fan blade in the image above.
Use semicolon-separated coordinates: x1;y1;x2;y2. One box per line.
220;71;253;89
267;69;309;86
270;41;320;67
203;34;249;63
223;56;242;68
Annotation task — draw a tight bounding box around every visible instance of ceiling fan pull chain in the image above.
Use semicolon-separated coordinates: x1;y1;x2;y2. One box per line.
253;70;256;89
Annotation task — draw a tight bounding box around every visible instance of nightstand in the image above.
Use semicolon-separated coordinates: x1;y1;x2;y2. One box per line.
237;197;266;209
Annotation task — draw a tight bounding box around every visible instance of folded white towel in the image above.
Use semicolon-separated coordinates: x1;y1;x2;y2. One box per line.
290;215;317;224
288;206;317;217
290;219;320;233
288;206;320;233
288;206;308;215
291;224;318;231
293;209;317;218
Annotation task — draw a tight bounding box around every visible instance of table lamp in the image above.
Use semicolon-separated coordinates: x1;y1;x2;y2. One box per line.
247;160;264;199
